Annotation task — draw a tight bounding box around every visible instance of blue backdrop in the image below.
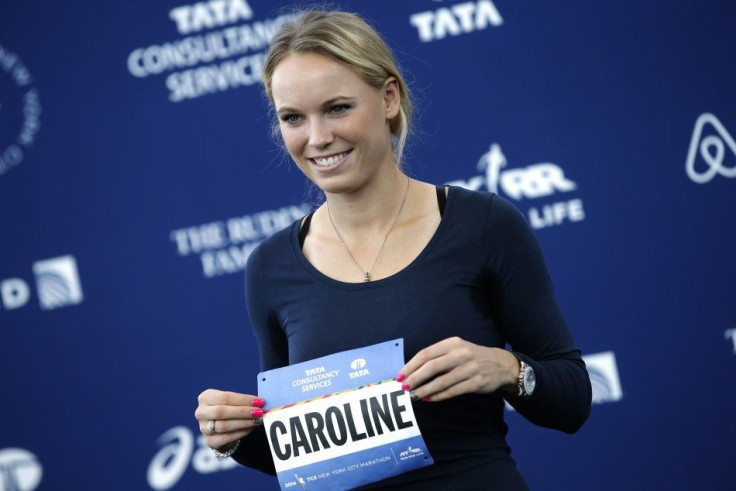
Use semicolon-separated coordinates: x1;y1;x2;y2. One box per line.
1;1;734;489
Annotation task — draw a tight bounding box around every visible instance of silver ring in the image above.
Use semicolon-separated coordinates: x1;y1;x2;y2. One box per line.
207;420;216;435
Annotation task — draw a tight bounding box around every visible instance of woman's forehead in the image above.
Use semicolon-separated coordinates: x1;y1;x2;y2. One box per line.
271;53;370;108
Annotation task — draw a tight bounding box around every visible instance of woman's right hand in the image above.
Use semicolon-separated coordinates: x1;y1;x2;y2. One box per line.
195;389;265;452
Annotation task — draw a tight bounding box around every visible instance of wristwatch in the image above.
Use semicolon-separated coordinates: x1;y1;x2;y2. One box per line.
516;359;536;397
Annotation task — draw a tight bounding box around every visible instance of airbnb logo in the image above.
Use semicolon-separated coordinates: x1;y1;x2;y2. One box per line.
685;113;736;184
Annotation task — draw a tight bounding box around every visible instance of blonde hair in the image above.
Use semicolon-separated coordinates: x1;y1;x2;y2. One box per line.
263;10;413;165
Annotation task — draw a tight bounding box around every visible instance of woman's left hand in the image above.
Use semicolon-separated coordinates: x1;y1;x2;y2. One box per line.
397;337;520;402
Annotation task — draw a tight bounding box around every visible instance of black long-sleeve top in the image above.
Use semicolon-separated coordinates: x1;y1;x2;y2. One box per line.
235;187;591;489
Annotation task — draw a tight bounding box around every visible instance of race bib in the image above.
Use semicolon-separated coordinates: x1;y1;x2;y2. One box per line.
258;339;433;490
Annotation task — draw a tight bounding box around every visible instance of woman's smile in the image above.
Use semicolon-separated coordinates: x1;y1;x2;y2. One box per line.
309;150;353;170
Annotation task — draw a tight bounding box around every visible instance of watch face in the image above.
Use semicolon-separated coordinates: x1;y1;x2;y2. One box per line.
524;366;536;394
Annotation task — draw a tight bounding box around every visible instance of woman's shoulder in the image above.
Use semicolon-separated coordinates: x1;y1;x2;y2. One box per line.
446;185;530;235
246;215;303;270
446;185;515;217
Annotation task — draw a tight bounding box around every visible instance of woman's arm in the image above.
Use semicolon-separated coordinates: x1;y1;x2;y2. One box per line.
399;194;591;433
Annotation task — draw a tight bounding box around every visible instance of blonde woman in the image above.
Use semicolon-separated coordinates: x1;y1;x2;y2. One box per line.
195;10;591;489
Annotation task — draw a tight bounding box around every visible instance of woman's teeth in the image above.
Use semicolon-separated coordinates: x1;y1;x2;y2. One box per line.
314;152;347;167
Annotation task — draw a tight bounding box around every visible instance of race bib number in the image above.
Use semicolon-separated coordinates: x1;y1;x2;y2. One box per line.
258;339;433;490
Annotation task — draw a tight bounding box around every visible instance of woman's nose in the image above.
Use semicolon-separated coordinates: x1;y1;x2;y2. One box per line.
308;119;334;148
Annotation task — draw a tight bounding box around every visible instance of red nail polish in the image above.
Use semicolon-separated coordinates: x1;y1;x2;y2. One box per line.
402;383;410;391
253;398;265;408
251;408;264;418
396;373;406;382
421;396;431;402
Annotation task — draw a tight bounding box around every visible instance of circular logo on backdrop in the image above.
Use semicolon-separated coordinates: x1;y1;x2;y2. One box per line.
0;43;42;178
0;448;43;490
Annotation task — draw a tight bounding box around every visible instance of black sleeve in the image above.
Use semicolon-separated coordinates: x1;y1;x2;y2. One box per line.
230;244;290;474
484;195;591;433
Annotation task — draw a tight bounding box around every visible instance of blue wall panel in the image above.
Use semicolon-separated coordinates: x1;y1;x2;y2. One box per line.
1;1;734;489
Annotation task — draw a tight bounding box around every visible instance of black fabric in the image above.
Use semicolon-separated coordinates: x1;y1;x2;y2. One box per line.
297;212;312;248
436;185;447;217
239;186;591;487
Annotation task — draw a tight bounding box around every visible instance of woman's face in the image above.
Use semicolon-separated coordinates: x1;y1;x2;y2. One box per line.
270;52;400;196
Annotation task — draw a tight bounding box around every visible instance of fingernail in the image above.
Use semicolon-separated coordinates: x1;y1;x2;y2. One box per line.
402;383;410;391
410;391;419;401
395;373;406;382
421;396;431;402
253;398;265;408
251;408;264;418
253;418;263;426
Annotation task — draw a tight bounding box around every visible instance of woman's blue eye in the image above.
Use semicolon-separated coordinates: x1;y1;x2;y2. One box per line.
282;114;301;125
331;104;350;115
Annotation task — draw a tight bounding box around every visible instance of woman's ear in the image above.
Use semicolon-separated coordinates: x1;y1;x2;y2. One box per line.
382;76;401;120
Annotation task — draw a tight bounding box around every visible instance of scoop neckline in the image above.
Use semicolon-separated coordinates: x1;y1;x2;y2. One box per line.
290;186;454;290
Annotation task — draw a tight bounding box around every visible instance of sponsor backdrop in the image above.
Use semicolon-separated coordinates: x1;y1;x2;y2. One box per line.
1;0;734;489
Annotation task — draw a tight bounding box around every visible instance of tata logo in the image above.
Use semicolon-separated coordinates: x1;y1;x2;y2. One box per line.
685;113;736;184
447;144;585;229
1;255;83;312
0;448;43;491
349;358;370;379
169;0;253;35
410;1;503;43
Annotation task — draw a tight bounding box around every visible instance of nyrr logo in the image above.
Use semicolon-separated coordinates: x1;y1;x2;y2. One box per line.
0;448;43;491
685;113;736;184
583;351;623;404
398;445;425;461
147;426;238;490
410;1;503;43
0;255;83;312
348;358;370;379
447;143;586;229
292;473;306;489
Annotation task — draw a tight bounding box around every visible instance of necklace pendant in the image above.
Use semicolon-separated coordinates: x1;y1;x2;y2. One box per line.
363;272;371;282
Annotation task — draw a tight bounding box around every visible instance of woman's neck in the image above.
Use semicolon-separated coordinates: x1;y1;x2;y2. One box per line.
323;168;410;235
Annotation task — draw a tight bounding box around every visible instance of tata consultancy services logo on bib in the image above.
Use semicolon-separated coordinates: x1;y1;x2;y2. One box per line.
685;113;736;184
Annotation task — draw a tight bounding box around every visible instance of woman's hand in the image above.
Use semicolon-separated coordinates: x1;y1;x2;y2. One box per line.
195;389;265;451
397;337;520;402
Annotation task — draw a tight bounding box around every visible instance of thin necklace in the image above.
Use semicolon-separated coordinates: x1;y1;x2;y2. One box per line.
327;177;411;282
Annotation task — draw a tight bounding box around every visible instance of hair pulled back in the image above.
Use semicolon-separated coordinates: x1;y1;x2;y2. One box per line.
263;10;412;165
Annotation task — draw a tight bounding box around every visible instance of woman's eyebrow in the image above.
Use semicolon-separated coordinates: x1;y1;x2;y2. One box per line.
276;106;299;116
277;96;356;116
321;96;355;106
